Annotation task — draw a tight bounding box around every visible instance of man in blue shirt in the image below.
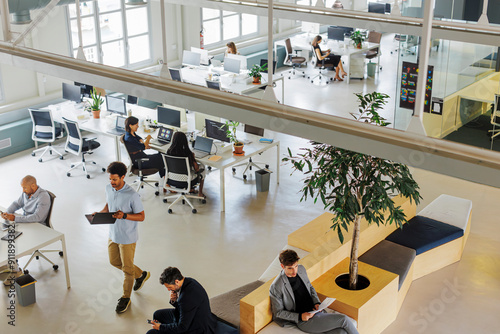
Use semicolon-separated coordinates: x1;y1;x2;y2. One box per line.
97;161;150;314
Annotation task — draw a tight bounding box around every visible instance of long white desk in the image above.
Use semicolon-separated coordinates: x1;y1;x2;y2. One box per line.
0;208;71;289
180;66;285;102
275;33;380;83
150;133;280;213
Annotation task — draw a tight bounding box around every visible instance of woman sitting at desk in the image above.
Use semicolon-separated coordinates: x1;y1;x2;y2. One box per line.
311;35;347;81
123;116;166;180
225;41;240;56
166;132;206;198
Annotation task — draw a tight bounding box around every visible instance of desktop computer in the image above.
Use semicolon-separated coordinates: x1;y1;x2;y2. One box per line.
226;54;248;71
182;50;201;67
62;82;82;103
223;57;241;74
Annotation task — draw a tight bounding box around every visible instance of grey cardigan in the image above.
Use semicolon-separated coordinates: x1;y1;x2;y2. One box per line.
269;264;321;327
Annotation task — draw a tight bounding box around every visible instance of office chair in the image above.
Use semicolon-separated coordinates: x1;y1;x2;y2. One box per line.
120;135;160;195
392;34;418;56
169;68;183;82
231;124;269;180
308;46;334;85
365;31;382;72
127;95;138;104
63;118;106;179
206;79;221;90
162;155;206;214
23;191;63;275
29;108;65;162
282;38;306;79
489;94;500;140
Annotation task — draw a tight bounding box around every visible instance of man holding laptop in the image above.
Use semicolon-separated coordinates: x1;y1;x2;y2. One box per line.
96;161;150;314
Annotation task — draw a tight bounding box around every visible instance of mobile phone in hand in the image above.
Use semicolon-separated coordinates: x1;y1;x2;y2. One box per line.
147;319;153;324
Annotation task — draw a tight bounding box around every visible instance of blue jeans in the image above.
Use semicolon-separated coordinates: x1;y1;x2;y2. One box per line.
146;308;176;334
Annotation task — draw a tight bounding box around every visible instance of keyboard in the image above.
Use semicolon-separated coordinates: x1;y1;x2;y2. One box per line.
193;150;210;159
106;128;126;136
150;139;170;147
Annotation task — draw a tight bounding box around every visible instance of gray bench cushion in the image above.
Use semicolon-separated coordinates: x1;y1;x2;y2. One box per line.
359;240;416;290
210;280;265;328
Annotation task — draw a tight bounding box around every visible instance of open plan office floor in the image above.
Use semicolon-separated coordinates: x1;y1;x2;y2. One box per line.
0;34;500;333
0;126;499;333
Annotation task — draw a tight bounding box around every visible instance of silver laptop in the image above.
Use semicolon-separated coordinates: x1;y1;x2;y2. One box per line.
107;116;127;135
150;127;174;146
192;136;213;159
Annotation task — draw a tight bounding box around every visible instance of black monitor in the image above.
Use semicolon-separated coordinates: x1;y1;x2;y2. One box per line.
106;95;127;115
205;119;229;143
62;82;82;103
368;2;386;14
74;82;93;98
338;26;354;36
327;27;345;41
157;106;181;129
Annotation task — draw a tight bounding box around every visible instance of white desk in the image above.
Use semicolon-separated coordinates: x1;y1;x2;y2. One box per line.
150;134;280;213
180;66;285;102
0;209;71;289
275;33;380;83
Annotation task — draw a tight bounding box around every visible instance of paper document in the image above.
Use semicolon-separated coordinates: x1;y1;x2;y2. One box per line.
309;297;336;314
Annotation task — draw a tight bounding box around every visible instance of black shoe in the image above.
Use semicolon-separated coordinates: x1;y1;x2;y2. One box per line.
116;297;131;314
133;271;150;291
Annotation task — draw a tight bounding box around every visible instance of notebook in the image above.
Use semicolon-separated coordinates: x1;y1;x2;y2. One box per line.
150;127;174;146
192;136;213;159
107;116;127;135
1;231;22;241
85;212;117;225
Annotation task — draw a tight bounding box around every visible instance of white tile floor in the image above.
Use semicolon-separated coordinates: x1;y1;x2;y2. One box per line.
0;35;500;334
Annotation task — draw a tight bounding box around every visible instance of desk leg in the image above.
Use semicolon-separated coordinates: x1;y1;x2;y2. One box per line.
281;79;285;104
276;142;280;185
220;167;225;212
346;54;351;84
61;235;71;289
114;136;121;161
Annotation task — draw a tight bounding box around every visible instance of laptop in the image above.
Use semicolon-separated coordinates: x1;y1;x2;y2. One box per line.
85;213;117;225
150;127;174;146
107;116;127;135
192;136;213;159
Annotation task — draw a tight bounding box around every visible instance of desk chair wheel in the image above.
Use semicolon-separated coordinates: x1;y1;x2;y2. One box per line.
243;174;247;180
182;199;185;205
155;191;159;196
201;199;206;204
207;166;212;171
39;158;43;162
24;269;29;275
102;168;106;172
86;175;90;179
59;251;63;256
232;167;236;173
168;209;173;214
36;256;39;260
192;209;197;214
265;164;270;168
53;265;58;271
163;199;168;203
67;172;71;177
155;182;159;186
59;156;64;160
31;152;36;156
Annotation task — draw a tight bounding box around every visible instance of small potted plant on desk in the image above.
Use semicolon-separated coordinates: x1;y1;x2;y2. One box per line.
224;120;244;155
249;63;267;84
87;88;104;119
350;30;364;49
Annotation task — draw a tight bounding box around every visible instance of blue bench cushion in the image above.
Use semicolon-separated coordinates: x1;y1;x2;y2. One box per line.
385;216;464;255
359;240;416;290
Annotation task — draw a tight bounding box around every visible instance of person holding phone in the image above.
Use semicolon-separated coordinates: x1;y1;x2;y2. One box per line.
146;267;217;333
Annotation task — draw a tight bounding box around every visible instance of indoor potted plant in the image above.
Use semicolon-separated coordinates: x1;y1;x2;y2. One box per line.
350;30;364;49
283;92;421;290
87;87;104;119
248;63;267;84
223;120;244;155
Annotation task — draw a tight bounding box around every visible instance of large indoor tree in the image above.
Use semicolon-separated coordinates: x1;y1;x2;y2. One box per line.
283;92;422;289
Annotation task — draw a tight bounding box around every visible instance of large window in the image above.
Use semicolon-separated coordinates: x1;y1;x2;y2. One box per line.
202;8;259;47
67;0;152;68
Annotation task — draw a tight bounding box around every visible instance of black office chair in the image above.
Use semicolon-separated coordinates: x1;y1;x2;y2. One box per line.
231;124;269;180
206;79;221;90
169;68;183;82
282;38;306;79
127;95;138;104
23;191;63;275
162;155;206;214
29;108;65;162
63;117;106;179
120;135;160;195
308;46;334;85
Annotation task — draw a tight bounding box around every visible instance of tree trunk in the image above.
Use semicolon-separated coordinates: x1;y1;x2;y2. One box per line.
349;215;362;290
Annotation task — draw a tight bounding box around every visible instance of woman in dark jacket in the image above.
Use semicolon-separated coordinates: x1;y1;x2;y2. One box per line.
311;35;347;81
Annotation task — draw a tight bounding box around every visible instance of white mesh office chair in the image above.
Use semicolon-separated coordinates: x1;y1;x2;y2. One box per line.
29;108;65;162
63;117;106;179
162;155;206;214
23;191;63;275
231;124;270;180
489;94;500;140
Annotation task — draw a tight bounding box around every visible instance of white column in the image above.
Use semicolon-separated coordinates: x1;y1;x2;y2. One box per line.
159;0;172;79
263;0;278;102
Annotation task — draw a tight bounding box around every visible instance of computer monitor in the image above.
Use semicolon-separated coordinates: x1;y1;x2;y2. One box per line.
338;26;354;36
169;68;182;82
182;50;201;67
106;95;127;115
226;54;248;70
223;57;241;74
368;2;386;14
157;106;181;129
191;47;210;66
194;112;221;132
205;119;230;143
328;27;345;41
206;80;221;90
74;82;93;98
62;82;82;103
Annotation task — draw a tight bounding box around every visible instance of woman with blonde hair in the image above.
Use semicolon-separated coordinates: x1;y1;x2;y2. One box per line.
311;35;347;81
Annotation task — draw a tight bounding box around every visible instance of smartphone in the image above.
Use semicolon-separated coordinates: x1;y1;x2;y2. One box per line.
147;319;153;324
